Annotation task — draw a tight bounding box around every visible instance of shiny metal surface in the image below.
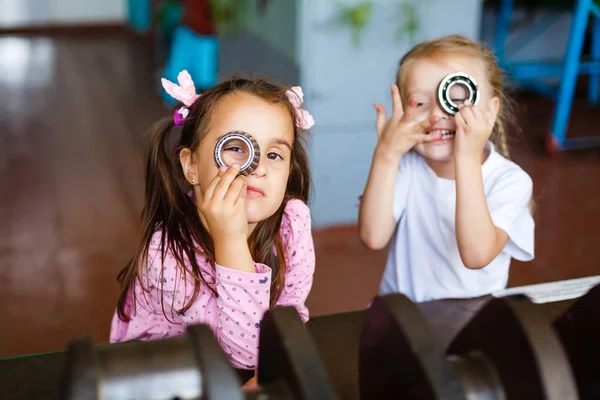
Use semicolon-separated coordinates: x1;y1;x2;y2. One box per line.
97;337;203;400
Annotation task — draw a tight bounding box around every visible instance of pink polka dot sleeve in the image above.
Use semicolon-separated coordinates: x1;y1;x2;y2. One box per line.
212;199;315;368
109;199;315;371
109;239;191;343
213;264;271;369
274;199;315;323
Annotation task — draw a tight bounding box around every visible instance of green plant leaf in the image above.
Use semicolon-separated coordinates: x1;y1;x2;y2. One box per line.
210;0;252;35
336;1;373;47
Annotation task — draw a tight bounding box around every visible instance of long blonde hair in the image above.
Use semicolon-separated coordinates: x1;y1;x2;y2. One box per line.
396;34;517;159
396;35;535;214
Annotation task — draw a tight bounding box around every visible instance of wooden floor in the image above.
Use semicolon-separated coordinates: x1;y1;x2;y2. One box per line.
1;31;599;358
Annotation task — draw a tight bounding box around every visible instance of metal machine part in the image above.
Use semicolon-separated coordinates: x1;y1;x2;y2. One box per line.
437;72;480;115
447;294;578;400
214;131;260;176
553;284;600;400
60;324;243;400
256;307;339;400
359;293;579;400
60;307;338;400
359;294;468;400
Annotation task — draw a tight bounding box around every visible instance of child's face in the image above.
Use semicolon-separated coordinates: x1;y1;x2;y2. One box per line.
194;93;294;225
400;54;499;162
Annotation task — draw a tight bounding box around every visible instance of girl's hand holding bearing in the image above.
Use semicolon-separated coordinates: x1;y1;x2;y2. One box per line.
200;164;248;243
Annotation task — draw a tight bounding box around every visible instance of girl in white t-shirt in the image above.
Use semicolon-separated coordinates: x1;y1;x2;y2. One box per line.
359;35;535;302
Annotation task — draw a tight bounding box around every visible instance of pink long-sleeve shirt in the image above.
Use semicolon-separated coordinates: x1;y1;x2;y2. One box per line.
109;199;315;370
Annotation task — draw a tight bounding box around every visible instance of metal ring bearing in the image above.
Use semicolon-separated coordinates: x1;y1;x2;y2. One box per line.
213;131;260;176
437;72;480;115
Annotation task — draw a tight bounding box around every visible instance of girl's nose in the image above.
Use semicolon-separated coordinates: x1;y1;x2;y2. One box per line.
429;114;448;126
250;157;267;177
430;103;449;121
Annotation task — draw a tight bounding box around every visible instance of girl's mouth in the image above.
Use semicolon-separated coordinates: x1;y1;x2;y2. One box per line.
246;185;265;197
427;129;456;140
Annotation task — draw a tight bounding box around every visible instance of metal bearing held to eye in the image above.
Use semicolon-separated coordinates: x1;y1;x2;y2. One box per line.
437;72;479;115
213;131;261;176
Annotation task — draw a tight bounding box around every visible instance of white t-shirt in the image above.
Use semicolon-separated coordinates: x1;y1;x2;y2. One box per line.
380;142;535;302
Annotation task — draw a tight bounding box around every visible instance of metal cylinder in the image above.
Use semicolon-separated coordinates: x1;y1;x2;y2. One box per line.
448;351;506;400
97;336;202;400
437;72;480;115
213;131;260;176
60;324;243;400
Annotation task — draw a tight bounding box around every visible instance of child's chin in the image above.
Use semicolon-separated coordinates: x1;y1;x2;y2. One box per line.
417;143;455;161
246;205;277;225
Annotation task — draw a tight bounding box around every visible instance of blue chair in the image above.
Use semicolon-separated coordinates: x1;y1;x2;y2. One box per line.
494;0;600;152
161;25;219;105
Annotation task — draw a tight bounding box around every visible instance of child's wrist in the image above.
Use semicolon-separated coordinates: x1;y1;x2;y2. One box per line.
214;235;248;253
374;143;403;166
454;155;483;184
214;237;255;272
454;153;482;168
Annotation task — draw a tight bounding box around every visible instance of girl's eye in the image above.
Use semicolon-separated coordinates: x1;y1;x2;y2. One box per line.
451;98;466;105
225;146;243;153
413;98;427;107
267;152;283;161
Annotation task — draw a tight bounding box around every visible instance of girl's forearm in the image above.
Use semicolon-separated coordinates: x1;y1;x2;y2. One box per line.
215;238;256;272
454;156;507;269
359;145;403;249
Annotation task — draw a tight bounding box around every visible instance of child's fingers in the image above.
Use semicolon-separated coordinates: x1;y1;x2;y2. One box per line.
455;112;467;134
391;85;404;120
458;104;476;127
224;175;245;204
234;179;247;206
202;167;226;203
373;103;387;138
412;132;442;143
212;164;240;200
402;96;421;123
415;117;432;132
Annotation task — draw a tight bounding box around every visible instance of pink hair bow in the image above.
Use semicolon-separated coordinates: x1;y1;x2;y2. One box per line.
286;86;315;130
161;70;200;126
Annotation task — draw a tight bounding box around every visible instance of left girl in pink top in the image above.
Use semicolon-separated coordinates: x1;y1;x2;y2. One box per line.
109;71;316;380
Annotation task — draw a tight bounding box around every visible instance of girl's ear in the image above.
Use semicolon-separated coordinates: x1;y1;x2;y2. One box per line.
179;147;197;185
486;96;500;127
